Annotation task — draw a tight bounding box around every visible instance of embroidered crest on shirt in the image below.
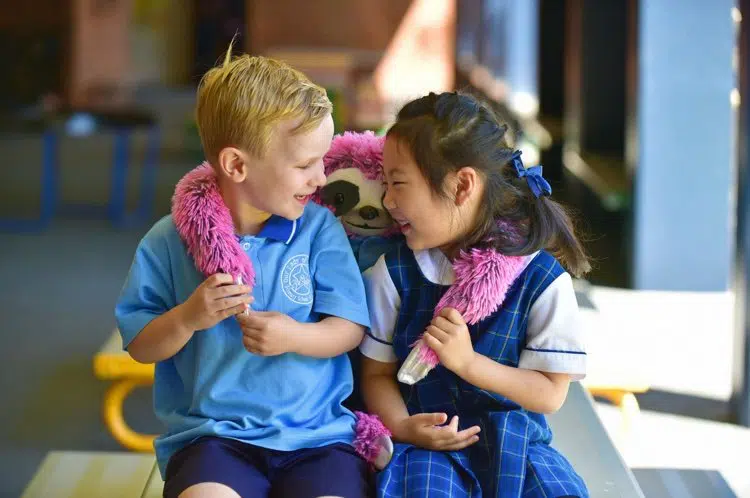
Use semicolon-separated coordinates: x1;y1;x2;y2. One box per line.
280;254;313;305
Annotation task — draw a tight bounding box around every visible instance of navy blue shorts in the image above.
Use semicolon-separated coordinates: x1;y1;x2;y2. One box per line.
163;436;371;498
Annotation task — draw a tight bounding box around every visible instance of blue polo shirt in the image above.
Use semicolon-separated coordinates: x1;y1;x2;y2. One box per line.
114;203;370;478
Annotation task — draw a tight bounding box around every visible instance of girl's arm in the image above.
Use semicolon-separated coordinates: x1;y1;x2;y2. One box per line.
424;308;572;414
460;356;570;414
361;356;482;449
361;357;411;441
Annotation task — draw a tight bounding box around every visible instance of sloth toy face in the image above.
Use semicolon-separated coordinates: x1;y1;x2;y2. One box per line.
318;131;395;237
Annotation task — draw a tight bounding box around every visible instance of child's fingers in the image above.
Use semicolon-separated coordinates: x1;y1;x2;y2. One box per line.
425;325;450;343
447;415;459;432
206;273;234;287
455;425;481;440
209;284;251;300
223;303;250;319
440;435;481;451
422;332;444;352
430;316;454;332
216;295;253;311
412;412;447;427
439;307;465;325
242;335;259;354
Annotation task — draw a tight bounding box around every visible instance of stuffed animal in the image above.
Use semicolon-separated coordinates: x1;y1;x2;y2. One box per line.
316;130;402;271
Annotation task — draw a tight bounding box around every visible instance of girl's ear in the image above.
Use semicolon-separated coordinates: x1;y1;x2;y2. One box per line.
454;167;480;206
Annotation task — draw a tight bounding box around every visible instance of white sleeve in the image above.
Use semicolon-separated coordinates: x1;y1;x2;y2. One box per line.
358;255;400;363
518;272;587;380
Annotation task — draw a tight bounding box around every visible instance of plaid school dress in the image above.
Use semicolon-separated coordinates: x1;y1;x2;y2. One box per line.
377;243;589;498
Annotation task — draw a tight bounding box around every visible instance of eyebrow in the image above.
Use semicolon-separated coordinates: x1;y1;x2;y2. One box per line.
386;168;407;176
296;154;323;165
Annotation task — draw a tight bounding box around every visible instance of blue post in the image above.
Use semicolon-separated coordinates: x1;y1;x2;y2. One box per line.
733;0;750;427
40;129;59;227
633;0;735;290
109;128;130;225
506;0;539;117
137;125;160;223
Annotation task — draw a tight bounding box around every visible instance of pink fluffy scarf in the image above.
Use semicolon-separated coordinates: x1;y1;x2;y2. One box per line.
171;162;256;285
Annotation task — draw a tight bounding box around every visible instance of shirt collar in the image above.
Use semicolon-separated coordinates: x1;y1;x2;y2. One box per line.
414;248;540;285
236;215;297;244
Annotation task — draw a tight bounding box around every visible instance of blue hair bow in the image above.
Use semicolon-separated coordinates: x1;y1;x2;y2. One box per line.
510;150;552;198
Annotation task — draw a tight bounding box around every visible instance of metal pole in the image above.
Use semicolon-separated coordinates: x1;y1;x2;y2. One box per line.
732;0;750;427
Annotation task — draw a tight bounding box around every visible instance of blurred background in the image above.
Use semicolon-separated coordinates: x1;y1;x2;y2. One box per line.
2;0;750;496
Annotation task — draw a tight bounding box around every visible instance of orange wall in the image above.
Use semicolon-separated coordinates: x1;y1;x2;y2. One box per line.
248;0;412;53
70;0;133;106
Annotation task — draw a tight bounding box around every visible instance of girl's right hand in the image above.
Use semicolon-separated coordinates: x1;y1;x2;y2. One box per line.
178;273;253;332
395;413;481;451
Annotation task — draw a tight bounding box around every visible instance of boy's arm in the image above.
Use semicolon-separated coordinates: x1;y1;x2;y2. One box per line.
308;216;371;349
292;316;364;357
127;306;195;363
116;230;180;363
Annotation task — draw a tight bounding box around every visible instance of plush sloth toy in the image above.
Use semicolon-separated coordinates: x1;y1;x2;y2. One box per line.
315;131;401;272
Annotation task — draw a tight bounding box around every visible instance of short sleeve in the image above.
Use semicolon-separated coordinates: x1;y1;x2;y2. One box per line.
359;255;400;363
518;272;587;380
310;219;370;328
114;232;176;349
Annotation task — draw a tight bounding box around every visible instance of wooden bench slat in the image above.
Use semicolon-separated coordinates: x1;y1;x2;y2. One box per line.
141;463;163;498
21;451;155;498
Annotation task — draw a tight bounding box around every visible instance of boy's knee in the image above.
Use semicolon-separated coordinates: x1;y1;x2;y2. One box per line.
178;482;241;498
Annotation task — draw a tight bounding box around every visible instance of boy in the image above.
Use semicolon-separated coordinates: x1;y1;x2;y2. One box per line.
115;46;371;498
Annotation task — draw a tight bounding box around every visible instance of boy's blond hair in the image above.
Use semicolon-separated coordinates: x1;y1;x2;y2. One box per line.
196;42;332;163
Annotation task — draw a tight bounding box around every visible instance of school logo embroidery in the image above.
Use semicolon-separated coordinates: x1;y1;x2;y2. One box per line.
280;254;313;305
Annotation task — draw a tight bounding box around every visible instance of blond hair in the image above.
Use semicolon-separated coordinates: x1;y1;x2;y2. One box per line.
196;41;332;162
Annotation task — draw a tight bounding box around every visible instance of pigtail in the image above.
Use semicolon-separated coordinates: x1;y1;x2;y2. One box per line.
528;196;591;277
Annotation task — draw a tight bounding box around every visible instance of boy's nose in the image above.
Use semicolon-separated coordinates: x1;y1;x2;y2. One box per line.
312;164;326;187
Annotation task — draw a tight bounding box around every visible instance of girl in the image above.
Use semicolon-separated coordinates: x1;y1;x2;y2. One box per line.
359;91;591;498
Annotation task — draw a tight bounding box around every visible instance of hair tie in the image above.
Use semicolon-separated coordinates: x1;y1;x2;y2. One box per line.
510;150;551;198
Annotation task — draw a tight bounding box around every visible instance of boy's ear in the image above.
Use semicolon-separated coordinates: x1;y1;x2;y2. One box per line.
454;166;479;206
217;147;248;182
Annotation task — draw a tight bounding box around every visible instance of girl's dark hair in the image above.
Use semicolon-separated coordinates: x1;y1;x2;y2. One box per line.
387;91;590;277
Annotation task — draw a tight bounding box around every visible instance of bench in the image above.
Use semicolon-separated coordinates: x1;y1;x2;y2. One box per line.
22;382;644;497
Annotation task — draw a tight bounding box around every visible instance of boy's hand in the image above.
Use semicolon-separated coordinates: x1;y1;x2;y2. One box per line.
178;273;253;332
423;308;476;377
237;311;298;356
395;413;480;451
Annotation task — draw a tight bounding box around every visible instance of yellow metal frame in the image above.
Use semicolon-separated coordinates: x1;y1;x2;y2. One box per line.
93;349;156;453
584;381;649;436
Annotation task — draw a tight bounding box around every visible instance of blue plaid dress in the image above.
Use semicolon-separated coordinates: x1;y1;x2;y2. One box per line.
377;243;589;498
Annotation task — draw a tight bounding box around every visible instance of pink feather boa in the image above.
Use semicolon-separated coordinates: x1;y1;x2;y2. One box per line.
412;248;528;366
171;162;255;285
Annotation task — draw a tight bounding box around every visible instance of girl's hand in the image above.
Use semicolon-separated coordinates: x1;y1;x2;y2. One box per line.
423;308;476;377
395;413;481;451
237;311;298;356
178;274;253;332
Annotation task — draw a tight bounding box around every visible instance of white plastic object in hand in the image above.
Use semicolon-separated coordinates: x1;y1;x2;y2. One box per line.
397;341;435;385
235;275;250;315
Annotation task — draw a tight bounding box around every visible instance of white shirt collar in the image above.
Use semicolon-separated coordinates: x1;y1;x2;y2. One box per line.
414;248;540;285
